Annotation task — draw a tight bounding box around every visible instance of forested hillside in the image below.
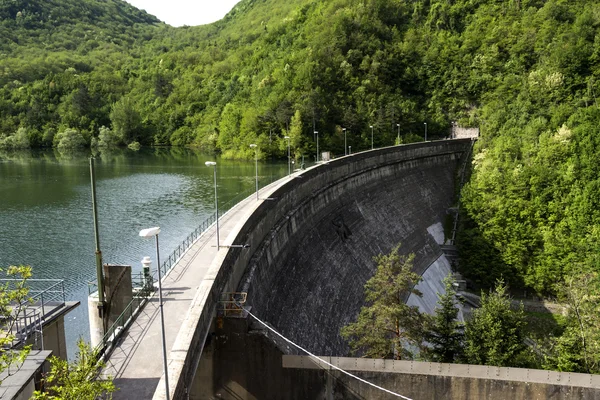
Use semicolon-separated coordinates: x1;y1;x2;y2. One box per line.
3;0;600;296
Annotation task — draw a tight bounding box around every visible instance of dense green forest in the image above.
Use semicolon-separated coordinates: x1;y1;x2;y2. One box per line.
4;0;600;371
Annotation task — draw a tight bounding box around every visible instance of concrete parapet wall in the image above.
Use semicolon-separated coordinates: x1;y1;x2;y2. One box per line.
161;140;472;399
284;355;600;400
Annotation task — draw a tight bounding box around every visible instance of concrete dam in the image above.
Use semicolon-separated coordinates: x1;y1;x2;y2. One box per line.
238;141;467;357
184;140;473;399
103;138;600;400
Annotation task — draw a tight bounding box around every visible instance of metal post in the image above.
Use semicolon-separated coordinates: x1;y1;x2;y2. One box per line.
155;234;170;400
396;123;400;144
370;125;374;149
284;136;291;175
250;144;258;200
424;122;428;141
343;128;347;155
315;131;319;162
213;166;219;247
89;158;105;323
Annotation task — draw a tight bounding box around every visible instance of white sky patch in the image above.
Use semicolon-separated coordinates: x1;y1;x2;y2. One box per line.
124;0;241;27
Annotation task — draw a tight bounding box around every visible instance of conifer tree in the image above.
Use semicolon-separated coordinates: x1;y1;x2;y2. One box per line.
463;279;526;367
341;246;427;360
423;276;464;363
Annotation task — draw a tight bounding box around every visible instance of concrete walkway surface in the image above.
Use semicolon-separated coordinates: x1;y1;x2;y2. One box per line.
101;173;297;400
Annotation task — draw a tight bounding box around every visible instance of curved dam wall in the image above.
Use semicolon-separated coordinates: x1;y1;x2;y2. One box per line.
166;139;471;399
239;140;470;356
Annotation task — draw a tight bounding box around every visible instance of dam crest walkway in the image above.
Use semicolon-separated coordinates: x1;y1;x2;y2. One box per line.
102;171;300;399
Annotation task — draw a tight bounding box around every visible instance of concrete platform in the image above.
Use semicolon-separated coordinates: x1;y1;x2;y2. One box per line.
0;350;52;400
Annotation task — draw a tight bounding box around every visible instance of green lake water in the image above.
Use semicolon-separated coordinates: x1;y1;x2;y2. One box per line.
0;147;289;357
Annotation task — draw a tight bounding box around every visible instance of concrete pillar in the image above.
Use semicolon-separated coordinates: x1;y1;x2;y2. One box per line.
103;264;133;329
88;264;132;350
88;292;103;350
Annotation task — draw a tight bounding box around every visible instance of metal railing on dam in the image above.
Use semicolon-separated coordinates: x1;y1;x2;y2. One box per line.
89;186;258;358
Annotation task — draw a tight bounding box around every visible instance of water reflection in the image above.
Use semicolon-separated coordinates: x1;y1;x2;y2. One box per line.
0;148;288;357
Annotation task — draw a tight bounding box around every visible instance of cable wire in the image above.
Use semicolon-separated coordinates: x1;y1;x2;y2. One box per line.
240;304;413;400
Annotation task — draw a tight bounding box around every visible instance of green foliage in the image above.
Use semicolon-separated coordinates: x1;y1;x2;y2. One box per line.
127;141;141;151
54;128;86;150
463;280;528;367
0;127;30;149
341;245;427;360
32;339;115;400
110;97;143;145
542;270;600;373
0;265;32;383
422;276;464;363
96;126;121;148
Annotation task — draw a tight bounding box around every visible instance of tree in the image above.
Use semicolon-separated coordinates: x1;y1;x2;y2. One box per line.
463;279;527;367
341;245;427;360
423;275;464;363
543;270;600;373
32;339;115;400
54;128;86;150
0;265;32;383
110;97;143;145
96;126;121;148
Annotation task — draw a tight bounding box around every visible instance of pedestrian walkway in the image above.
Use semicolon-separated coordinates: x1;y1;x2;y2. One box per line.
101;174;297;400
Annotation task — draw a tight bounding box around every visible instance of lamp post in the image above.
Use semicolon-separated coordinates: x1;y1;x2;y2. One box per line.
342;128;347;156
250;144;258;200
284;136;291;175
205;161;219;247
349;146;352;155
314;131;319;163
138;227;169;400
370;125;374;150
424;122;428;141
396;123;400;144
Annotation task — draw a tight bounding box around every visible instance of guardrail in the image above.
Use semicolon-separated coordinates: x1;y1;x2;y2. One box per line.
91;185;259;356
0;278;66;349
0;278;66;317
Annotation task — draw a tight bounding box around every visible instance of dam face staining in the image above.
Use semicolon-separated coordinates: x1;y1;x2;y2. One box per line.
242;144;465;357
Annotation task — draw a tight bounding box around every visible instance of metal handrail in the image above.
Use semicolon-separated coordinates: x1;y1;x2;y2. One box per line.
92;186;258;354
0;278;66;317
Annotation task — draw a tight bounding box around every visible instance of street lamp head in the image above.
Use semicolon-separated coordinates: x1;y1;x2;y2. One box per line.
424;122;427;125
284;136;290;139
342;127;346;131
205;161;217;167
370;125;373;128
139;227;161;237
249;144;257;148
396;123;400;127
314;131;318;134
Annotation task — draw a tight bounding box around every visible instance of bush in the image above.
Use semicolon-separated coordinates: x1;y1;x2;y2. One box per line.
54;128;86;150
0;128;31;149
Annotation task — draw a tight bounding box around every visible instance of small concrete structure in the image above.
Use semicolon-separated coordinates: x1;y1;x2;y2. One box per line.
29;301;79;361
88;264;133;349
452;125;480;139
0;350;52;400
